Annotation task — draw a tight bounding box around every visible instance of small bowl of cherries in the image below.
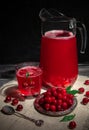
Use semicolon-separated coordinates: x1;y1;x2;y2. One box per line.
34;87;77;116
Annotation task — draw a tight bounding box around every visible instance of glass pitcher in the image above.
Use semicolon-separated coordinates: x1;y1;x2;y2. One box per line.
39;8;87;88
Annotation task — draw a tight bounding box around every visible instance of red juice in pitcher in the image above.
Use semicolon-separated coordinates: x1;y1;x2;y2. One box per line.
40;30;78;88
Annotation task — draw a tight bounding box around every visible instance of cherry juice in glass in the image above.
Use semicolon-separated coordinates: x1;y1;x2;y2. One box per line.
40;30;78;88
16;66;43;96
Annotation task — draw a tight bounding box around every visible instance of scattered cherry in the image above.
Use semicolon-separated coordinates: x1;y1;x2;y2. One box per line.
84;80;89;85
78;87;85;94
68;121;76;129
4;95;12;103
85;91;89;97
81;97;89;105
16;104;23;111
11;98;19;106
4;95;23;111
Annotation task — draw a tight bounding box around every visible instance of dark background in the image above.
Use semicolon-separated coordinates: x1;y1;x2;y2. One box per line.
0;2;89;64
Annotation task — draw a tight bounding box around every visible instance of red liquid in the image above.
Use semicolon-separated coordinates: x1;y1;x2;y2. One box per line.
40;30;78;88
16;66;42;96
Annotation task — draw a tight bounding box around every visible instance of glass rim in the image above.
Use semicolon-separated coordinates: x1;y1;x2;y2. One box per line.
16;62;43;78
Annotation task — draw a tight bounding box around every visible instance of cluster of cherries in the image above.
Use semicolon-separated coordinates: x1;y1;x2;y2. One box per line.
38;79;89;129
78;80;89;105
4;95;23;111
39;87;74;112
38;87;77;129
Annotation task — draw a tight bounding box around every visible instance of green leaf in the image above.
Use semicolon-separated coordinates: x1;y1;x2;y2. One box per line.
66;86;79;95
60;114;76;122
66;86;72;92
67;90;79;95
26;72;30;78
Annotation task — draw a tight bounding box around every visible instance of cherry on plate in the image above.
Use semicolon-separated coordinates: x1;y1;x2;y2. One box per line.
78;87;85;94
81;97;89;105
84;80;89;85
85;91;89;97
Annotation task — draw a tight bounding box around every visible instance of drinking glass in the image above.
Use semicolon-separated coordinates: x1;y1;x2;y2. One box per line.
16;62;43;96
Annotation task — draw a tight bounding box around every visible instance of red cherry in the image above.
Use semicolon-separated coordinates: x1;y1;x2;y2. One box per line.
44;103;50;111
57;105;62;111
84;80;89;85
78;87;85;94
67;94;74;99
44;96;52;104
67;99;73;107
43;92;47;97
4;96;12;103
57;93;63;99
52;90;58;97
51;87;56;93
39;97;45;105
81;97;89;105
11;98;19;106
51;96;56;100
16;104;23;111
68;121;76;129
51;98;57;105
61;88;67;95
62;102;68;110
85;91;89;97
62;95;67;101
69;94;74;99
57;99;63;106
45;91;52;97
50;104;56;111
56;87;63;93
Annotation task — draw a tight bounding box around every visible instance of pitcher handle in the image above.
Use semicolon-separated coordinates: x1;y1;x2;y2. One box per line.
77;22;87;54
